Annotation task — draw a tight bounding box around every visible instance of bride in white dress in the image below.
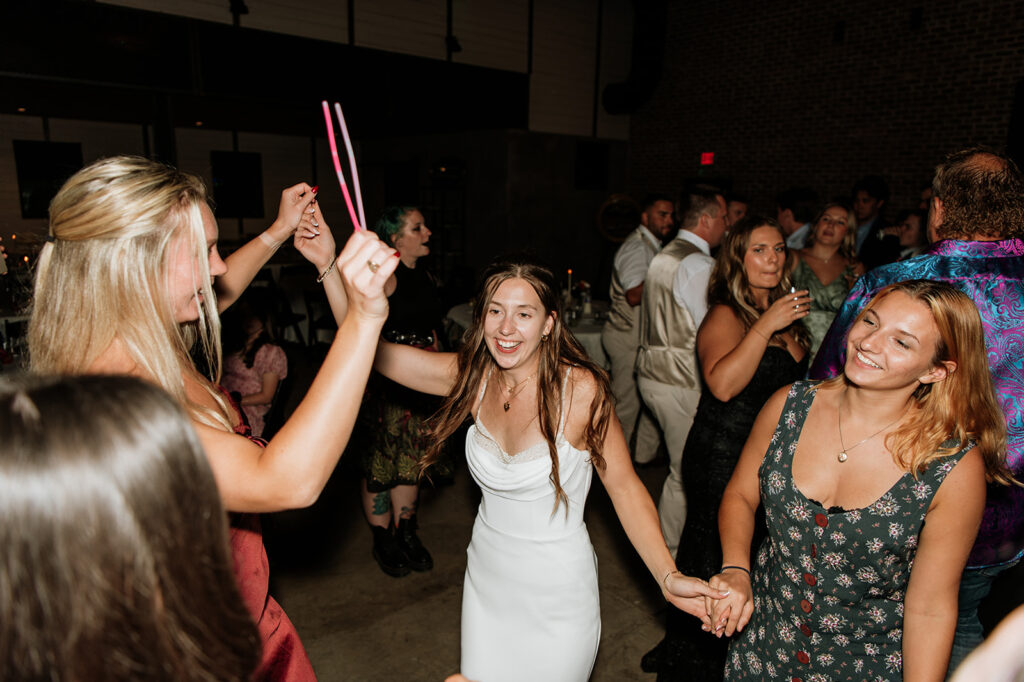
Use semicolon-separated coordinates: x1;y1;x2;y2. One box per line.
374;259;722;681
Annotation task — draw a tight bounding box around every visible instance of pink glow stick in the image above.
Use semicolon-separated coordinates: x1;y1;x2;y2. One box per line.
320;100;363;231
333;102;366;232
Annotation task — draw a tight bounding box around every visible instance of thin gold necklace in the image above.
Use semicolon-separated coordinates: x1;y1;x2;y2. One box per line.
836;392;909;463
501;372;536;412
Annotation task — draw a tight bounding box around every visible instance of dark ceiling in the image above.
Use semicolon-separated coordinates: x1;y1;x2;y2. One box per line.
0;1;528;139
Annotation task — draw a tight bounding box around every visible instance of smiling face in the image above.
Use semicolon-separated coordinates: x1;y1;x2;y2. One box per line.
813;206;851;248
482;277;555;372
166;203;227;323
844;290;949;392
743;225;786;291
391;209;431;261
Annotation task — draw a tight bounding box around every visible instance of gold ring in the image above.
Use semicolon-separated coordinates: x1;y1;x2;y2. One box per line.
367;260;381;273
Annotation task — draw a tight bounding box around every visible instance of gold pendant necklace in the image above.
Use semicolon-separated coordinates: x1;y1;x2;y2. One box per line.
836;391;909;463
502;372;536;412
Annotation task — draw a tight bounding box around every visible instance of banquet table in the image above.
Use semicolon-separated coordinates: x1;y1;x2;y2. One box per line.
444;302;609;369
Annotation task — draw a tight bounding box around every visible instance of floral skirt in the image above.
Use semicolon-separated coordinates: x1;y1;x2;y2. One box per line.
357;372;453;492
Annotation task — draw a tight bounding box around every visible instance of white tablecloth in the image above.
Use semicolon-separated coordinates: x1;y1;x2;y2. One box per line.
445;303;608;369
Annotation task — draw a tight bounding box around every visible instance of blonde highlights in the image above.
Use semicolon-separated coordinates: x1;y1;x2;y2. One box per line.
29;156;232;429
827;280;1011;482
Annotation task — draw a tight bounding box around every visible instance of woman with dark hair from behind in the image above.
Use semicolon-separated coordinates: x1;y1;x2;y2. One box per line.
0;374;259;682
651;216;810;681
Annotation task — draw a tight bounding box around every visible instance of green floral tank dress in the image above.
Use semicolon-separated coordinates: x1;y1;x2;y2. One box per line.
725;381;971;682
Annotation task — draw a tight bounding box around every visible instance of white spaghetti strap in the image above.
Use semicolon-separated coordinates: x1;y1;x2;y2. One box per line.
475;365;494;421
556;366;573;436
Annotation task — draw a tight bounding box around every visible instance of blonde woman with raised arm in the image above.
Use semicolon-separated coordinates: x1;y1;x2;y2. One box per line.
29;155;399;681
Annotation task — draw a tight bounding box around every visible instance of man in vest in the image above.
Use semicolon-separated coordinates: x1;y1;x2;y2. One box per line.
636;185;728;557
602;193;674;465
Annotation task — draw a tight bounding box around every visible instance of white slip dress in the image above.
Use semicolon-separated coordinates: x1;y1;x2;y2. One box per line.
459;368;601;682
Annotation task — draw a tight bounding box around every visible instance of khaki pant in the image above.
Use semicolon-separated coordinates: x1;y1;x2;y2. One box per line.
636;375;700;558
601;324;661;463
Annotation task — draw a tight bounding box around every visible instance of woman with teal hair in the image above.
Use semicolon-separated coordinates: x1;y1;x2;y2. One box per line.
355;205;452;576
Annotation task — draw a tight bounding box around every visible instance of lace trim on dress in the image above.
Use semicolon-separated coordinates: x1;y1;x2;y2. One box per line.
472;366;571;465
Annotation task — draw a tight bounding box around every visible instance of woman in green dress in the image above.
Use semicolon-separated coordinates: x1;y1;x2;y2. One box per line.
791;202;864;361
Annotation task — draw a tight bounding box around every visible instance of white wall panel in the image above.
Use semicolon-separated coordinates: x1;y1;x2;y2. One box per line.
243;0;349;44
354;0;446;61
452;0;529;73
529;0;599;136
101;0;233;24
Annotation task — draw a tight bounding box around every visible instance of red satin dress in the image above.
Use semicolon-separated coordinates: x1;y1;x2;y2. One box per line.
229;402;317;681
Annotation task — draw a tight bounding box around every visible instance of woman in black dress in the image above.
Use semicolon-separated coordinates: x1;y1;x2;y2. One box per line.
654;216;811;681
357;206;452;577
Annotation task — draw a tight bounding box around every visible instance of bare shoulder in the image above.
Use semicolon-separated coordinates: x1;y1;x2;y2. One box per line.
698;303;744;345
566;364;601;405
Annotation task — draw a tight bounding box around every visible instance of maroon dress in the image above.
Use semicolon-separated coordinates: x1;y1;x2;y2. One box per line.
228;401;317;681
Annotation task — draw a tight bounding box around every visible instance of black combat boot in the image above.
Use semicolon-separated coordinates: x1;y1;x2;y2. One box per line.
397;514;433;572
372;524;411;577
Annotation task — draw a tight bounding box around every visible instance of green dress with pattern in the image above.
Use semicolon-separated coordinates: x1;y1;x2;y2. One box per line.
791;259;857;363
724;381;971;682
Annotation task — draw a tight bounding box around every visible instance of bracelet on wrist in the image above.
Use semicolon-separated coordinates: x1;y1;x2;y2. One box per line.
259;231;283;250
316;257;337;283
750;326;770;342
662;569;682;589
720;565;750;577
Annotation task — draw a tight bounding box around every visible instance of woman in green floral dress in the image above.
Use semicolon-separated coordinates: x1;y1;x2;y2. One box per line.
711;281;1012;681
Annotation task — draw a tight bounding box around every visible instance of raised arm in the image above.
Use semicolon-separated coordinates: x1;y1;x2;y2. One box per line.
217;182;317;311
373;341;458;397
570;369;725;623
197;229;400;513
902;447;986;682
707;384;790;636
699;294;809;402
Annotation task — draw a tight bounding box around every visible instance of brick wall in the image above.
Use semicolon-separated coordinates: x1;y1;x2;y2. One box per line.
628;0;1024;217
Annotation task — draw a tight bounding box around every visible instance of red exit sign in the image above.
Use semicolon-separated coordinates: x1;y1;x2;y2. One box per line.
700;152;715;166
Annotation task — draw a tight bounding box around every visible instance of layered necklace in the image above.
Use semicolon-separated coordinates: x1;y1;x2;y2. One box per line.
836;391;910;463
501;372;536;412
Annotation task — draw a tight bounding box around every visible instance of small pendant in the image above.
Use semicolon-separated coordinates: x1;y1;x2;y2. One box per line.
503;401;510;412
837;451;848;463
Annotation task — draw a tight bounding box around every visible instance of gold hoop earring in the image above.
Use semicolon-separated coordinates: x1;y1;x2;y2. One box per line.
541;333;549;342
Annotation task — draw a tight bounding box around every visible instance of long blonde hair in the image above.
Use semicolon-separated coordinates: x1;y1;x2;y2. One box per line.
825;280;1011;482
29;156;233;429
422;258;612;513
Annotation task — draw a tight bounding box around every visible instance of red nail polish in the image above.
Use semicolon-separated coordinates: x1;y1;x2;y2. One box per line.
393;252;400;257
311;185;319;194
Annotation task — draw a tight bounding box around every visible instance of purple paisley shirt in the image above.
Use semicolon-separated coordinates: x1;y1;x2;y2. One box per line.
810;238;1024;568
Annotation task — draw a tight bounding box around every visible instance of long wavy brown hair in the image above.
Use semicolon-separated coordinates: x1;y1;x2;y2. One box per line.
421;257;613;513
823;280;1012;483
707;216;811;350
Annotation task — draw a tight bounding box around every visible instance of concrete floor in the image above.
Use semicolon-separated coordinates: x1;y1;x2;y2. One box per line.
261;426;1024;682
263;441;673;682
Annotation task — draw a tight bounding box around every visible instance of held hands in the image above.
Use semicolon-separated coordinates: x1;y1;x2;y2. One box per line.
336;230;399;323
663;571;730;630
705;568;754;638
266;182;318;243
755;289;811;337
